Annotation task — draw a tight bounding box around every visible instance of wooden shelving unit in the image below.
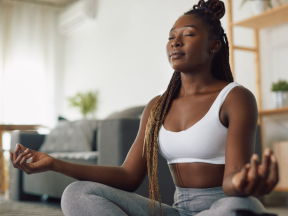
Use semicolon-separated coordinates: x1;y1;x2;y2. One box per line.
258;107;288;116
226;1;288;192
233;3;288;29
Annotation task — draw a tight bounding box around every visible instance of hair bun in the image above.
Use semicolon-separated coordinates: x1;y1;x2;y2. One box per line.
201;0;225;20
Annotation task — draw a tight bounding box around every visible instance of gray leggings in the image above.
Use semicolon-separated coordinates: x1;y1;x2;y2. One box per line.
61;181;267;216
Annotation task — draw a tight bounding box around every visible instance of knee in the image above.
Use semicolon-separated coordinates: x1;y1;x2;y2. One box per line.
61;181;103;215
61;181;83;214
62;181;103;199
211;196;266;214
62;181;84;201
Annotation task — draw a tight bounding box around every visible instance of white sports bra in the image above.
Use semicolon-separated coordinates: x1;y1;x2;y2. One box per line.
158;81;243;165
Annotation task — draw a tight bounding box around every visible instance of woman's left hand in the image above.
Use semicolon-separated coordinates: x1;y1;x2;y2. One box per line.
231;148;279;197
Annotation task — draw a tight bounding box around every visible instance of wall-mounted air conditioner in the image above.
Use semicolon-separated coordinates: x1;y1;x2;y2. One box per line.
58;0;96;35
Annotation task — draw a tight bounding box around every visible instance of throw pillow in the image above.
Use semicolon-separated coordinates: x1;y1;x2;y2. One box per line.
39;119;97;153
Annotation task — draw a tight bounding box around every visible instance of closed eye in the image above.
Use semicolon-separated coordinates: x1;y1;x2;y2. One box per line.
168;34;194;40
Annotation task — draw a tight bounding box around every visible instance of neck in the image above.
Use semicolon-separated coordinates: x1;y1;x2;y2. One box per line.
178;70;218;97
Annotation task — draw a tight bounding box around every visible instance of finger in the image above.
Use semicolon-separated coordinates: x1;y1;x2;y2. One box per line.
260;148;272;179
13;148;32;168
20;153;32;166
247;154;260;194
18;144;30;154
19;153;34;174
266;154;279;194
253;148;272;197
253;149;272;196
238;163;250;191
30;154;36;164
13;143;20;162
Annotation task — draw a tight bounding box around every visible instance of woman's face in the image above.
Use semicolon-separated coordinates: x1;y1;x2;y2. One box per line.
166;15;214;73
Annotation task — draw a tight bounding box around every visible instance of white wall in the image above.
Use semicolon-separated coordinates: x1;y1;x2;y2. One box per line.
58;0;288;149
60;0;198;120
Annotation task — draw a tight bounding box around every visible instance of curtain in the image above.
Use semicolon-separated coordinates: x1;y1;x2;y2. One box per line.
0;0;60;195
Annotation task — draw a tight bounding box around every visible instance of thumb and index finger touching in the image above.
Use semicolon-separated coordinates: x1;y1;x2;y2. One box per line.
10;143;36;172
10;143;32;162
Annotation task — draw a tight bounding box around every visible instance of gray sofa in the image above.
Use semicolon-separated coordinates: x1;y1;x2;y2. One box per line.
9;106;176;205
9;105;264;206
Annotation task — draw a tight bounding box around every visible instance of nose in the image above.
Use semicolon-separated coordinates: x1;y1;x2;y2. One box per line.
171;39;183;48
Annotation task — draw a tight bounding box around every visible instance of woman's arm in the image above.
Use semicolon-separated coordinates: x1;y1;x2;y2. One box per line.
10;95;161;192
222;86;278;197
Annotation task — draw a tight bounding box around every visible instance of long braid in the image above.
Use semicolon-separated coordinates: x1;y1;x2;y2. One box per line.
143;1;233;215
143;71;181;215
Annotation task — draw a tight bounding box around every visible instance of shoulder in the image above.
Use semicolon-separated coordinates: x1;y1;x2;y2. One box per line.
226;84;258;123
227;85;257;108
141;95;161;119
147;95;161;109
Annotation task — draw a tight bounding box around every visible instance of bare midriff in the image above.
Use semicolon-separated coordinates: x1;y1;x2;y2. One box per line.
169;163;225;188
164;81;232;189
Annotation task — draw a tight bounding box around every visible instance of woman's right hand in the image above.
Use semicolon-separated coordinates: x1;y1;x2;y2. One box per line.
10;143;54;174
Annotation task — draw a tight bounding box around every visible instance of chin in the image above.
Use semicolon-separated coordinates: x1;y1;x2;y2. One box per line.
169;58;195;72
170;64;190;73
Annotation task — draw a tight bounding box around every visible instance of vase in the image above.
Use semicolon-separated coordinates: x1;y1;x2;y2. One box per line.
272;91;288;108
250;0;269;15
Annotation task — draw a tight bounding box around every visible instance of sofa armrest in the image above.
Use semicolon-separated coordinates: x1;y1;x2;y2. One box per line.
20;133;46;151
10;131;46;151
97;118;140;166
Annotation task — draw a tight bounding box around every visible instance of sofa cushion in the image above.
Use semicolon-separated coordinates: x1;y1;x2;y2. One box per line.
39;119;97;153
49;151;99;161
105;106;145;119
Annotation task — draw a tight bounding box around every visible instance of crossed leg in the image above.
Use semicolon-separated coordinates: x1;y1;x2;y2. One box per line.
195;196;267;216
61;181;180;216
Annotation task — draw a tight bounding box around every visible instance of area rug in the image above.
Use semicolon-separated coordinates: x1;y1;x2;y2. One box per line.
0;200;64;216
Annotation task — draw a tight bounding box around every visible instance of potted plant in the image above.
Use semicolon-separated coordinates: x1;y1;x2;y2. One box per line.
271;80;288;108
67;90;99;119
239;0;272;15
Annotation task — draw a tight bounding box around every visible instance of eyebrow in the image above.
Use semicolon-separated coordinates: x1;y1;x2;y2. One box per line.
170;25;198;32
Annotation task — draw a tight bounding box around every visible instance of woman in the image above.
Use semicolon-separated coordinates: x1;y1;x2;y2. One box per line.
10;0;279;216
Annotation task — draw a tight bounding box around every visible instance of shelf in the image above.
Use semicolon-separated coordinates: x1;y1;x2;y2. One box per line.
274;187;288;192
233;3;288;29
258;107;288;116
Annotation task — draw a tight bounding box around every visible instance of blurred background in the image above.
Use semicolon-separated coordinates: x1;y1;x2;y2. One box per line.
0;0;288;215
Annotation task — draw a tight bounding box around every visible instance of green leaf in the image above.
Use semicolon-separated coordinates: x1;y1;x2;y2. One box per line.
271;80;288;91
67;90;99;118
267;1;272;9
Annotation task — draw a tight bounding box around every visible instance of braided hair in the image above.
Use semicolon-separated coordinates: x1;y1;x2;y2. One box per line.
142;1;234;215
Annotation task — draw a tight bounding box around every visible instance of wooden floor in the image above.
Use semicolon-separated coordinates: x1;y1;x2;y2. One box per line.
0;197;63;216
1;196;288;216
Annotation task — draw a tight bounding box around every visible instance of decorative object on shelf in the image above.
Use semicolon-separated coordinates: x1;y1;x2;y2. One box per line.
67;90;99;119
271;79;288;108
239;0;272;15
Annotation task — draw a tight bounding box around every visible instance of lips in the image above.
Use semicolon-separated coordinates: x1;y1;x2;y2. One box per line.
170;50;185;59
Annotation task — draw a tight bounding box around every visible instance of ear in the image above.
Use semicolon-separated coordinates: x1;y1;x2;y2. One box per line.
210;39;222;53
